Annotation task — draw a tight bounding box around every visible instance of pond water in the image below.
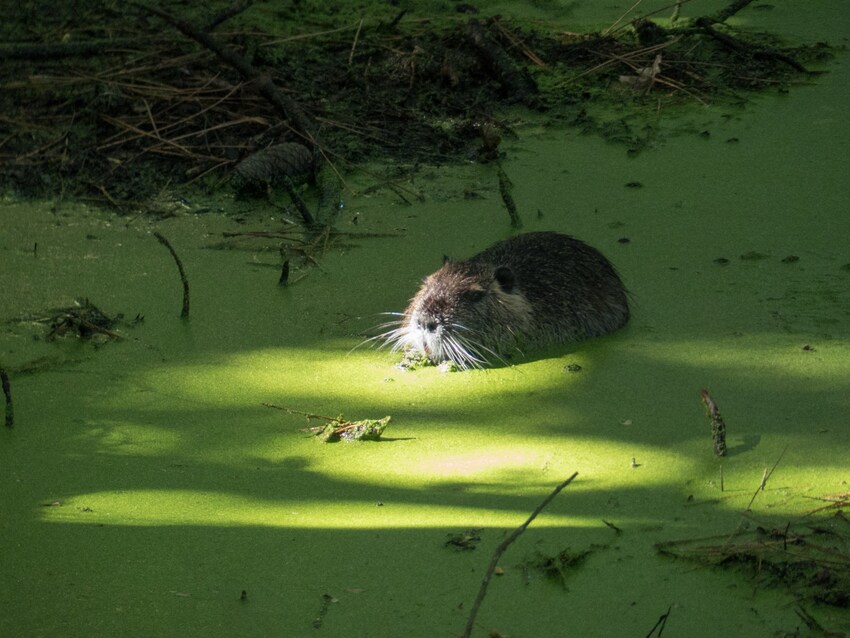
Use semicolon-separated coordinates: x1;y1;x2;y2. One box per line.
1;1;848;636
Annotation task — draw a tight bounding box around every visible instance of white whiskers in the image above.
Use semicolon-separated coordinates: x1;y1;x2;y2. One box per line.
354;313;505;370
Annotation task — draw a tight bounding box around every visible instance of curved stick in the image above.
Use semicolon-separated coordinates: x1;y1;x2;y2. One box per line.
462;472;579;637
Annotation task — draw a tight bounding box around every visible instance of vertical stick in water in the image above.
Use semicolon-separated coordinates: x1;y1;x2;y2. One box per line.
497;163;522;229
1;368;13;428
154;232;190;319
700;388;727;457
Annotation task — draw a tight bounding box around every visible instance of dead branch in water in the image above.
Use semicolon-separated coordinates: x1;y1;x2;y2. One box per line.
153;232;190;319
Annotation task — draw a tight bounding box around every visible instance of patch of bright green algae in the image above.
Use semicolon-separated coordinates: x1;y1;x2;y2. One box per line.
3;5;850;638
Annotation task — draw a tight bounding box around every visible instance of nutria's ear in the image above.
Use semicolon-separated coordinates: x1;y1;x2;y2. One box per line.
494;266;515;293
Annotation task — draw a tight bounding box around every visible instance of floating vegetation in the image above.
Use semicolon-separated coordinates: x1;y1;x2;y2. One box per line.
656;508;850;609
521;547;597;589
263;404;390;443
445;529;483;551
16;298;138;344
313;416;390;443
395;349;433;372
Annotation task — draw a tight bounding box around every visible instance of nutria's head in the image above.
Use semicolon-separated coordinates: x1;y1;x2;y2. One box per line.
392;259;533;369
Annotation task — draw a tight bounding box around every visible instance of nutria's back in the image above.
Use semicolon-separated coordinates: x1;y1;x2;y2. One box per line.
390;231;629;368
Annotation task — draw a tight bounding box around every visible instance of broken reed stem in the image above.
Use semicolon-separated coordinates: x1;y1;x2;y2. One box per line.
261;403;341;423
700;388;727;457
745;445;788;511
1;367;13;428
496;163;522;229
348;17;364;67
604;0;641;35
462;472;578;638
720;444;790;551
279;258;290;286
153;232;190;319
644;604;673;638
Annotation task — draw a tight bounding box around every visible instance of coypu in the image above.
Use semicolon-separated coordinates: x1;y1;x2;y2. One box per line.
383;231;629;368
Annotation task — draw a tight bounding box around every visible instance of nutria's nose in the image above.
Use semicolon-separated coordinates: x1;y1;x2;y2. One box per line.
421;320;438;333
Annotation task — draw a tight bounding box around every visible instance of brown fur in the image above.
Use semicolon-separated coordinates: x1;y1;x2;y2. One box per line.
391;231;629;368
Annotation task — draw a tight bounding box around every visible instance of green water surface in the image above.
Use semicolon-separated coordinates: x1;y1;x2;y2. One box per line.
2;1;849;636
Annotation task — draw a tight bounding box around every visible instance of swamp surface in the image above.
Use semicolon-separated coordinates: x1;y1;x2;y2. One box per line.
1;1;849;636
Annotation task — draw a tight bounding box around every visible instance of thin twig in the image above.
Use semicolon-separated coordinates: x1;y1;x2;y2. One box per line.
717;445;789;552
261;403;341;423
604;0;643;36
348;17;364;67
491;21;547;68
607;0;699;34
461;472;578;638
573;39;677;81
100;114;199;158
259;24;360;47
745;445;788;511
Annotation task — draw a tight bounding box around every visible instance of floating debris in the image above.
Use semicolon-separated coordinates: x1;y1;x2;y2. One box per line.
656;509;850;608
395;349;432;371
522;547;596;589
0;2;829;203
445;529;483;551
619;53;662;91
17;298;133;343
263;404;390;442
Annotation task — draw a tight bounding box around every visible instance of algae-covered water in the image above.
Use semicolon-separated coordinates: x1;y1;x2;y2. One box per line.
2;2;849;637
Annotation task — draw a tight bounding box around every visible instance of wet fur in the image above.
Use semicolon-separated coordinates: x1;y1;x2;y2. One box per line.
386;232;629;368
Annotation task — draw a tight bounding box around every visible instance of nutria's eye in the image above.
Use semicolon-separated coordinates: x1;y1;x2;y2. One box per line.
463;290;486;303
